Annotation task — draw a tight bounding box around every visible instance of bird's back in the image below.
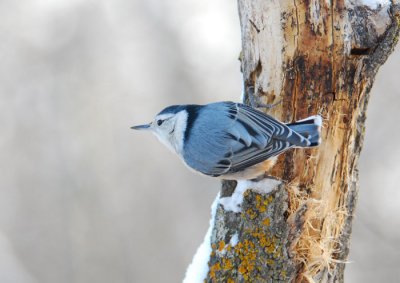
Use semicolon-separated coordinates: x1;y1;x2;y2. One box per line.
182;102;236;176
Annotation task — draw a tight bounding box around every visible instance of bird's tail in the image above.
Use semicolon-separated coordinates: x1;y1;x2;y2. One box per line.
286;115;322;147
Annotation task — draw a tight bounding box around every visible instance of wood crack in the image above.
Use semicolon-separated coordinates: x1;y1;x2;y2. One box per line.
249;19;261;33
293;0;300;50
330;0;336;98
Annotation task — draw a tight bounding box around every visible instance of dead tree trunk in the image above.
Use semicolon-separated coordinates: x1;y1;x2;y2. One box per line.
191;1;400;283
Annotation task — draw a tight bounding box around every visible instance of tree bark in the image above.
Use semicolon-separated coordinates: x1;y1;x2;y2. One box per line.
203;1;400;282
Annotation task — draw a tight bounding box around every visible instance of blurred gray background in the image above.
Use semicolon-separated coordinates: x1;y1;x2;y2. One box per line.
0;1;398;282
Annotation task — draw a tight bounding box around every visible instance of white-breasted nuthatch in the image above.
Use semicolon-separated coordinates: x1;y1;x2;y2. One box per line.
132;102;322;180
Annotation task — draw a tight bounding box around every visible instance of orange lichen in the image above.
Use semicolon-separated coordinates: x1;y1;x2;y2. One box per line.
218;240;225;252
235;239;257;280
246;208;258;220
223;258;234;270
263;218;271;226
254;194;274;213
209;262;221;280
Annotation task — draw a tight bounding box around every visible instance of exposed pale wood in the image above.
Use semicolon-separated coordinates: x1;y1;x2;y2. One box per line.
204;1;400;282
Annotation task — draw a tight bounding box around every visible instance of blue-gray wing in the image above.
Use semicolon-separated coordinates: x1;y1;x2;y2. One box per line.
210;103;296;176
183;102;308;177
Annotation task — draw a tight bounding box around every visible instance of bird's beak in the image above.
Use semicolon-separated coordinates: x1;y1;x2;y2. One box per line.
131;123;151;130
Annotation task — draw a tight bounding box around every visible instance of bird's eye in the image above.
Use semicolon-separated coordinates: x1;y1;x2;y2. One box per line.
156;119;164;126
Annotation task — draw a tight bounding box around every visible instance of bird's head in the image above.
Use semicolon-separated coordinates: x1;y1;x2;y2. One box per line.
131;105;189;154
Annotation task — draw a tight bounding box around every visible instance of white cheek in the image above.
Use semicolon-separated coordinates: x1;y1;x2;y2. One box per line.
151;111;188;156
171;111;187;154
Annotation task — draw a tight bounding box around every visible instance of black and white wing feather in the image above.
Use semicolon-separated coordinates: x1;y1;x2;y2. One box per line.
212;103;307;176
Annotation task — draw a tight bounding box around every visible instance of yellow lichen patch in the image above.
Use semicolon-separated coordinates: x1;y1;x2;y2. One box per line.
218;240;225;252
273;247;282;259
246;208;258;220
263;217;271;226
223;258;234;270
238;265;247;277
235;239;257;280
266;243;276;254
254;194;274;213
259;236;269;248
243;190;251;198
267;259;275;266
209;262;221;280
250;228;278;254
280;270;287;278
244;192;275;221
255;195;266;213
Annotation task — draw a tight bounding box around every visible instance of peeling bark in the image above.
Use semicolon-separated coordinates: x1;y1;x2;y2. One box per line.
203;1;400;282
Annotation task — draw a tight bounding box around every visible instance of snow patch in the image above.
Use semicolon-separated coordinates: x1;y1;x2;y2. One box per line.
248;178;282;194
183;193;219;283
358;0;390;9
229;233;239;247
218;181;247;213
219;179;281;213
